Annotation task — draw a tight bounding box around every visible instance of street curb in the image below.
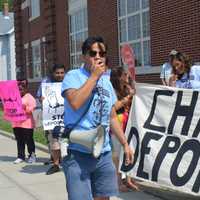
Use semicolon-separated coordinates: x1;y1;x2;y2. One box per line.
0;129;49;154
1;130;199;200
137;181;199;200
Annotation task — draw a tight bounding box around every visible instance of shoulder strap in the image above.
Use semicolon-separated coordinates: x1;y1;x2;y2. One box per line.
68;91;95;130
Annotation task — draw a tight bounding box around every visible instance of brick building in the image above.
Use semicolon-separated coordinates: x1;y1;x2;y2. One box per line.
13;0;200;94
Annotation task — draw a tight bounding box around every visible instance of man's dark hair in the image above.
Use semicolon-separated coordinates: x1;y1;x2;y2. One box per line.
51;64;65;73
81;36;107;55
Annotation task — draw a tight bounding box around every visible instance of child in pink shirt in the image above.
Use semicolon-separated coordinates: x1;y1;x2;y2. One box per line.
12;79;36;164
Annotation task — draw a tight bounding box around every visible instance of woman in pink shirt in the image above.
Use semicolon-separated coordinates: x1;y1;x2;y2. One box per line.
12;79;36;164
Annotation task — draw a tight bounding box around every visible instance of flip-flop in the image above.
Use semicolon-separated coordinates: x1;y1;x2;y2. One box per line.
119;183;130;192
126;178;140;191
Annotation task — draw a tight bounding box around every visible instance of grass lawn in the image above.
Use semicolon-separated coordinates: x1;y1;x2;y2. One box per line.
0;111;47;145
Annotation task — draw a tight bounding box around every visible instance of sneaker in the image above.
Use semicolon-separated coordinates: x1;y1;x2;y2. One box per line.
28;153;36;163
46;165;60;175
13;158;24;164
43;159;53;165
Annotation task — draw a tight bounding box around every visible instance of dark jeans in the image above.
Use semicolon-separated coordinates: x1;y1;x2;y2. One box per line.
13;127;35;160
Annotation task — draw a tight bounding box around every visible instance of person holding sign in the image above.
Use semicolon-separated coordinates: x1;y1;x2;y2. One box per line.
36;64;65;175
110;67;138;192
12;79;36;164
61;36;133;200
169;52;200;90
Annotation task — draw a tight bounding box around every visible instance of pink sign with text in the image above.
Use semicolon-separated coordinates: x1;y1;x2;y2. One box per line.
0;80;26;122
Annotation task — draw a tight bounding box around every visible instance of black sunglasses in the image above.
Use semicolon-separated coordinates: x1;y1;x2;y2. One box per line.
88;50;107;58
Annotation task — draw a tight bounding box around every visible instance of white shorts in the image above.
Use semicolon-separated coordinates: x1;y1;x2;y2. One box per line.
47;131;60;150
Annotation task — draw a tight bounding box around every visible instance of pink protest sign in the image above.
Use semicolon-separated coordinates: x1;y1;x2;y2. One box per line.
0;80;26;122
121;44;136;81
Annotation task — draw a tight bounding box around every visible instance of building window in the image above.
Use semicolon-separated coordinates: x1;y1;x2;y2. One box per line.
31;39;41;78
68;0;88;69
118;0;150;67
29;0;40;20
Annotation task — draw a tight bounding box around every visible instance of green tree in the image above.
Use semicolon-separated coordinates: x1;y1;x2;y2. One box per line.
0;0;13;12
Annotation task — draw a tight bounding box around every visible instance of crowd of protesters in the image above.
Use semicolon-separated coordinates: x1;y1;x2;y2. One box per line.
0;35;200;200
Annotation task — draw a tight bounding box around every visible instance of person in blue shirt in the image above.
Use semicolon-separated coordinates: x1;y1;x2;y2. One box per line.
36;64;65;175
160;49;177;86
169;52;200;90
61;36;133;200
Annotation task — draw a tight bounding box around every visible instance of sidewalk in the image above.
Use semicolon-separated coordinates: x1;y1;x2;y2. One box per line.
0;130;163;200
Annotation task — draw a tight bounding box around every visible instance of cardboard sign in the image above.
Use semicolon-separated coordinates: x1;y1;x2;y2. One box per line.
42;82;64;130
121;44;136;80
0;80;26;122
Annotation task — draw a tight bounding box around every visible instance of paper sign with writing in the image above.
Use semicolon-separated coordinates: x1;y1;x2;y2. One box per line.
42;82;64;130
0;80;26;122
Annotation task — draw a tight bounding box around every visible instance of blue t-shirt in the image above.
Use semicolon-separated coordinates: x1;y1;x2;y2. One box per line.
176;65;200;90
61;67;117;154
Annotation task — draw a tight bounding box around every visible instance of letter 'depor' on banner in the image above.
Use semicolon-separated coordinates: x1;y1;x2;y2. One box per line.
120;83;200;196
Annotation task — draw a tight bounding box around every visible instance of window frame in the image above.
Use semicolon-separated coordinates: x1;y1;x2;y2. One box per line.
117;0;158;74
30;39;42;80
68;0;88;69
29;0;40;21
24;43;30;78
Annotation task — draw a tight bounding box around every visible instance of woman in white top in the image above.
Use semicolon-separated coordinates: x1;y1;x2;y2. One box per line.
169;52;200;90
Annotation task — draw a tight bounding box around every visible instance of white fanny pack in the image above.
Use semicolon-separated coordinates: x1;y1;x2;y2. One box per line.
68;125;105;158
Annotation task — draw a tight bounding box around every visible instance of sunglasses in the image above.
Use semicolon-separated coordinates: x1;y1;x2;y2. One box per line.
88;50;107;58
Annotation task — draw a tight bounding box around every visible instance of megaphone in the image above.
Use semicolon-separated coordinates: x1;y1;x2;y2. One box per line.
52;125;105;158
70;125;105;158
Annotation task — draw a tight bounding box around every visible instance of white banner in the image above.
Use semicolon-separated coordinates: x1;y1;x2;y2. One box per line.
120;83;200;196
42;82;64;130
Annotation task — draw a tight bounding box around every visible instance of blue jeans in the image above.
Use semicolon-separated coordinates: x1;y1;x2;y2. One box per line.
62;150;118;200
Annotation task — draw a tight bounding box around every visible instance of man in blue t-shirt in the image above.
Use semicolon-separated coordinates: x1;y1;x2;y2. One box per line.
61;36;133;200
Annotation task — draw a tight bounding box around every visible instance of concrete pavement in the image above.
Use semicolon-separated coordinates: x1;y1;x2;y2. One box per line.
0;130;163;200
